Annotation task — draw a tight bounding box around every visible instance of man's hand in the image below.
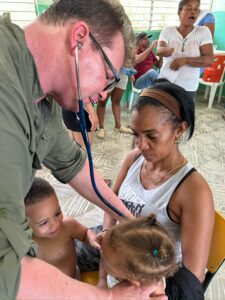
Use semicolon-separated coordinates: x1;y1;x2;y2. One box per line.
170;57;187;71
150;295;168;300
110;281;168;300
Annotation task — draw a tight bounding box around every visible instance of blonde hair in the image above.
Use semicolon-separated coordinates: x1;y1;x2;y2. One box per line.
108;214;177;284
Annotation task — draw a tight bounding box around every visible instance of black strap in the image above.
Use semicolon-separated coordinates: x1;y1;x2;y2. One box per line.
173;167;196;194
166;168;196;224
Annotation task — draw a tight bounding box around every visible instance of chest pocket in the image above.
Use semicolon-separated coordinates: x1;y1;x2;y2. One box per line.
32;98;58;170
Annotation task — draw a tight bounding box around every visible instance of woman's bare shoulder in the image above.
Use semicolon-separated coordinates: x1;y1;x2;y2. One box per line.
175;170;213;207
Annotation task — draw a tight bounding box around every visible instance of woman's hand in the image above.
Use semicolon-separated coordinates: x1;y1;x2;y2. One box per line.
170;57;187;70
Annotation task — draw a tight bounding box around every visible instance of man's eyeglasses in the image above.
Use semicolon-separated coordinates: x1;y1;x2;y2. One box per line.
89;32;120;91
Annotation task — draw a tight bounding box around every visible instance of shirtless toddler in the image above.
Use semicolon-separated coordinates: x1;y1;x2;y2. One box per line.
25;177;98;278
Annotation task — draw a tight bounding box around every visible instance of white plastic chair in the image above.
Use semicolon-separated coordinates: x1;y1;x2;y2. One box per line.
199;76;225;109
129;81;142;110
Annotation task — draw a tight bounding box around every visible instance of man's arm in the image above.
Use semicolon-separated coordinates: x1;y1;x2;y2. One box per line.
17;256;165;300
68;159;133;222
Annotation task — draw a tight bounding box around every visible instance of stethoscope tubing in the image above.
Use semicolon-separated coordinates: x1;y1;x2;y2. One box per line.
73;46;124;218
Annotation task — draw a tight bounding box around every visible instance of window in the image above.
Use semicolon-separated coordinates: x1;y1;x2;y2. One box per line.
121;0;213;31
0;0;36;27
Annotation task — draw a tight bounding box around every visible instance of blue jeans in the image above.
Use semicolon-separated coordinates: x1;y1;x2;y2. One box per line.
134;69;159;89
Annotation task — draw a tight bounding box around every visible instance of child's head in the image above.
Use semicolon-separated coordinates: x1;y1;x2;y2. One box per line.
101;214;177;286
25;177;63;239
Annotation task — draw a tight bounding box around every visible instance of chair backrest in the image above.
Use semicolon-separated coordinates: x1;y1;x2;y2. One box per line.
202;55;225;83
203;211;225;292
80;271;99;286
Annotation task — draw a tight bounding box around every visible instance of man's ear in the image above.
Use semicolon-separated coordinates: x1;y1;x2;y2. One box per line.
69;21;89;55
129;279;141;287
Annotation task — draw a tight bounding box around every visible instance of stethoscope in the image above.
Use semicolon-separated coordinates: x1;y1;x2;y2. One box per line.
72;44;124;218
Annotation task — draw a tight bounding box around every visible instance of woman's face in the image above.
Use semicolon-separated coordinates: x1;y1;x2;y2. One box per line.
178;1;200;26
130;105;180;163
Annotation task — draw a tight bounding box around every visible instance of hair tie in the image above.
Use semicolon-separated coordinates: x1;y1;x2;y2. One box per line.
152;248;159;257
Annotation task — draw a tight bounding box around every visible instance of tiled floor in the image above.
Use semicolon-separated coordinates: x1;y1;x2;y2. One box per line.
38;91;225;299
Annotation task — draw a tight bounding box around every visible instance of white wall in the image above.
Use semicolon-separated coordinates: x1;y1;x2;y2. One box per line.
0;0;36;28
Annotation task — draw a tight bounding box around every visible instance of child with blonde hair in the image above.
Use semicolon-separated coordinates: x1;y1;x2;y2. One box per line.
98;214;177;296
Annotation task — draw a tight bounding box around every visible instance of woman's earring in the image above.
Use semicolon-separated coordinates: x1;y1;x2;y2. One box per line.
174;135;183;144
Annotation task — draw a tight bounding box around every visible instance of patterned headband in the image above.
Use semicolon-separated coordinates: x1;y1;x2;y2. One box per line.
139;89;182;121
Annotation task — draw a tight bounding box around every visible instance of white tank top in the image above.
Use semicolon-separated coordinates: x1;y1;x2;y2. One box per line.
118;155;195;262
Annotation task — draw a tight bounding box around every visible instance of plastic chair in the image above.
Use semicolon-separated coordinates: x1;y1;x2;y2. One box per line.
80;271;99;286
199;78;225;109
199;55;225;109
202;211;225;292
129;81;142;110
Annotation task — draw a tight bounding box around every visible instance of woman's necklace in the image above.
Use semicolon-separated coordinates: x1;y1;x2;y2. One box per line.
144;159;188;186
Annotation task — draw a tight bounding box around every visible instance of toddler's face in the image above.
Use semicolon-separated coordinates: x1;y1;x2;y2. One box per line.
26;193;63;239
101;231;128;282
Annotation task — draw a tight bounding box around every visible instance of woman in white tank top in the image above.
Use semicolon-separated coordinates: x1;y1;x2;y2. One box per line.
102;79;214;299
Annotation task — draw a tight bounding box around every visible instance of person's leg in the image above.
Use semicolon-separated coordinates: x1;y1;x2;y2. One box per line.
111;87;124;129
96;96;109;139
96;97;108;129
134;69;159;89
110;72;132;134
111;88;132;134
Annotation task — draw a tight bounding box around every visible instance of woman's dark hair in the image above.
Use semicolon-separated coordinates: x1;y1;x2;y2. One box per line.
178;0;200;12
132;78;195;139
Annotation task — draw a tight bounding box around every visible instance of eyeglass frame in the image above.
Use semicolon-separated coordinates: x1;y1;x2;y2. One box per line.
89;32;120;91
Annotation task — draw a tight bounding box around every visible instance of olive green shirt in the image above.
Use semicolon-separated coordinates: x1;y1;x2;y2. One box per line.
0;14;86;299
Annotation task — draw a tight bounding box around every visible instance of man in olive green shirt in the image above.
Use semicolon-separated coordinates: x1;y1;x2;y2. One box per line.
0;1;166;300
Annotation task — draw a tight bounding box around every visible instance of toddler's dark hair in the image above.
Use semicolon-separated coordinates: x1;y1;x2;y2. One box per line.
24;177;56;206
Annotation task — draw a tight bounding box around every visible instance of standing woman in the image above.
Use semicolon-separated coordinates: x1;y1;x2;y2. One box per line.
103;80;214;299
157;0;214;102
194;9;215;38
